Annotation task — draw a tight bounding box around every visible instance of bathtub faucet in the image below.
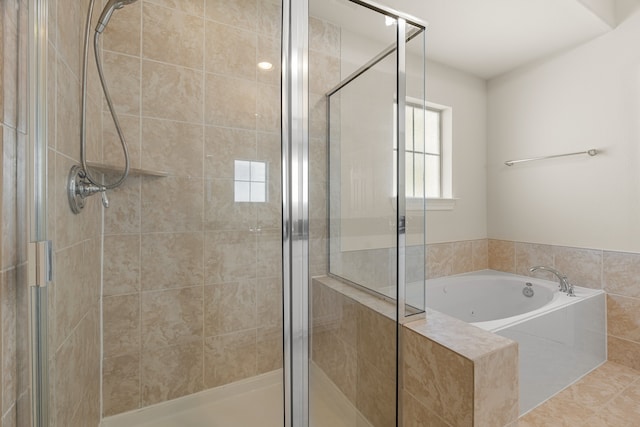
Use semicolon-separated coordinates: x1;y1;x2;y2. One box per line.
529;266;575;297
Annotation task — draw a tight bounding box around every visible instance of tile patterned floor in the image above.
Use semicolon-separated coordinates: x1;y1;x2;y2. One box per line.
518;362;640;426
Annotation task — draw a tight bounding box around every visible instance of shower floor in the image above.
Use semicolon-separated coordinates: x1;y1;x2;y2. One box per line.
519;361;640;426
101;366;371;427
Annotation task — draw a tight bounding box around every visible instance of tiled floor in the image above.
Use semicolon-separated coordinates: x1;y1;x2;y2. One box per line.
519;361;640;426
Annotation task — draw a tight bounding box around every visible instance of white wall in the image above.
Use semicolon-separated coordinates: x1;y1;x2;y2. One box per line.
426;60;488;243
487;6;640;252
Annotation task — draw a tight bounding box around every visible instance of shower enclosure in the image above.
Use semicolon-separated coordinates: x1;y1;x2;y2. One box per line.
25;0;427;426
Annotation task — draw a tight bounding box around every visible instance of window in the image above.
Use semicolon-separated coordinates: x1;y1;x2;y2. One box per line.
395;99;453;208
234;160;267;202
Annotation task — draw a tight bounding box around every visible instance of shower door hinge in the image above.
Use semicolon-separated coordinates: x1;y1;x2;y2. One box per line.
28;241;53;288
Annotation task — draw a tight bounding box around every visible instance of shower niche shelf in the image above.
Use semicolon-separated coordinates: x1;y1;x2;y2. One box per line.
86;162;169;177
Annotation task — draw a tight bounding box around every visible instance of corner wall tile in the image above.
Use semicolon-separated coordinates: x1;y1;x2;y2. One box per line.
488;239;515;273
604;251;640;298
204;329;257;388
608;335;640;372
554;246;602;289
103;354;140;417
426;243;452;279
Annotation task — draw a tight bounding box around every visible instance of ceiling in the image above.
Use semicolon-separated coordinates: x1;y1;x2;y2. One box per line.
312;0;623;79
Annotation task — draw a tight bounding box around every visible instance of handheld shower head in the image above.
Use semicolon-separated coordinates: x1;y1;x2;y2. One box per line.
96;0;138;34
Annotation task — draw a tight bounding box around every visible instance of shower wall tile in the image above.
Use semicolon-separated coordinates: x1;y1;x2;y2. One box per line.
553;246;602;289
603;250;640;298
103;113;141;169
103;234;141;296
257;37;280;85
204;329;258;388
257;325;283;374
205;0;257;31
55;58;80;159
103;0;141;56
309;17;340;57
204;178;257;231
257;229;281;278
147;0;205;17
204;280;257;336
141;286;203;350
141;118;204;177
257;276;283;327
140;232;204;290
104;176;142;234
103;294;140;358
56;0;82;78
204;230;257;284
204;73;257;129
357;358;395;427
488;239;516;273
103;354;140;417
141;342;204;406
205;21;256;79
103;51;141;116
257;83;280;133
140;175;204;232
1;268;17;416
309;51;340;95
142;4;204;70
204;126;256;179
257;0;281;39
141;60;204;123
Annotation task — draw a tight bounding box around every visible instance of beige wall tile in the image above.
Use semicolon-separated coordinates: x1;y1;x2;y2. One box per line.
204;126;256;179
141;118;203;177
257;0;281;39
204;230;257;284
103;113;141;170
309;51;340;95
204;329;257;388
608;294;640;343
515;242;554;278
205;0;257;30
1;268;17;416
104;176;142;234
55;59;80;159
257;83;280;133
103;294;140;358
205;21;256;79
357;358;395;427
257;276;283;328
103;51;141;116
103;0;141;56
103;234;140;296
554;246;602;289
204;178;257;231
103;354;140;416
141;342;204;406
309;17;340;57
141;287;203;350
141;232;204;290
310;93;327;140
472;239;488;270
142;60;204;123
403;328;474;426
608;335;640;372
357;304;395;378
205;73;256;129
452;240;473;275
257;229;281;278
488;239;515;273
56;0;82;78
147;0;205;16
311;329;357;404
403;390;450;427
204;280;256;336
257;325;282;374
427;243;453;279
474;343;519;427
143;3;204;69
140;176;203;232
604;250;640;298
257;37;280;85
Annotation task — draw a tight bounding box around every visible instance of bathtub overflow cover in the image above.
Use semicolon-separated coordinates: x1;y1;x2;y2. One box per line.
523;282;534;298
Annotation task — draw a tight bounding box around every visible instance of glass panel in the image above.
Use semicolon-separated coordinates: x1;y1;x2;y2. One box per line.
426;154;442;198
406;152;415;197
426;109;441;154
405;22;426;315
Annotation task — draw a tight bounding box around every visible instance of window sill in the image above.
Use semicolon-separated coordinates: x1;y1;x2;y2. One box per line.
405;198;457;211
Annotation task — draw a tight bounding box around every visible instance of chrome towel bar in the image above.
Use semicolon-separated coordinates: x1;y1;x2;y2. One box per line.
505;149;598;166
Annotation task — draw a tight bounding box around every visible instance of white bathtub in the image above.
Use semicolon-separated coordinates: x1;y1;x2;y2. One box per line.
423;270;607;415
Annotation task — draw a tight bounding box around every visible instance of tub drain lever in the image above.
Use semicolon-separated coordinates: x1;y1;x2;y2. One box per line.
523;282;534;298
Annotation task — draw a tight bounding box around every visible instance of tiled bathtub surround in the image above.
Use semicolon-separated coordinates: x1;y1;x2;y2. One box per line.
486;239;640;373
100;0;287;416
312;276;519;427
